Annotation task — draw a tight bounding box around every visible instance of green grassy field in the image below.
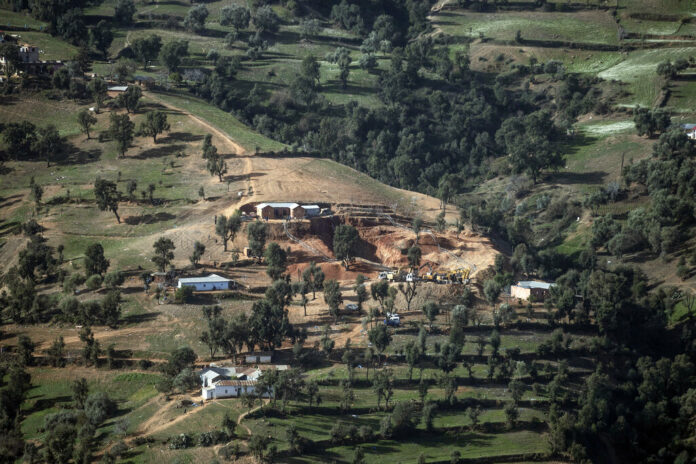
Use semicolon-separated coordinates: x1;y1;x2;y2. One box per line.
434;10;620;45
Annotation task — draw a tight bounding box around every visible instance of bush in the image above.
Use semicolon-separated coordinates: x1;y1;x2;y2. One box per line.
174;285;194;303
63;273;85;294
198;430;228;446
85;274;103;291
219;443;241;460
84;392;117;426
103;271;125;289
138;359;153;370
169;433;193;449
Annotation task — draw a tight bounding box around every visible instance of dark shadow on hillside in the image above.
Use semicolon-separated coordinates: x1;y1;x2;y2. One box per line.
223;172;266;183
122;311;161;324
134;143;187;159
159;131;204;143
24;396;72;415
124;212;176;225
0;194;24;210
321;82;380;97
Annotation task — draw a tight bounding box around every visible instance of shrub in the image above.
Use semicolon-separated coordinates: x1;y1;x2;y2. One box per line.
174;285;194;303
198;430;228;446
169;433;193;449
138;359;153;370
85;274;103;291
103;271;125;289
84;392;117;426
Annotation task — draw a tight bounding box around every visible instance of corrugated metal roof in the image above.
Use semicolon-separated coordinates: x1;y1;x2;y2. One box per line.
302;205;320;209
515;281;554;290
107;86;128;92
215;380;257;387
178;273;232;284
257;203;299;209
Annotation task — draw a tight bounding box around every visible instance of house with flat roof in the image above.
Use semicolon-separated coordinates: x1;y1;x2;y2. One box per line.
177;273;234;291
511;281;554;301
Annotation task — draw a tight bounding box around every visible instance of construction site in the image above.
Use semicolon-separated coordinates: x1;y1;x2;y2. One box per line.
232;201;497;290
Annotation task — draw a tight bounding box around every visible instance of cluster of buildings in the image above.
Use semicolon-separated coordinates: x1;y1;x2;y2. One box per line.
0;34;63;76
199;362;288;400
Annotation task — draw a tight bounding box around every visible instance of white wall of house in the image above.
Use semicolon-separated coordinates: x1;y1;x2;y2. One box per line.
202;384;270;400
178;281;230;291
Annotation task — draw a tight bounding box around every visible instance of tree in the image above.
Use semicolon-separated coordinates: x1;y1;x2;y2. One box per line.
151;237;175;272
324;279;343;323
467;406;482;430
159;40;189;73
422;302;440;329
216;211;242;252
496;110;563;183
17;335;35;366
264;242;287;280
354;274;368;311
302;262;324;299
490;329;501;357
139;111;170;143
131;34;162;69
200;310;227;359
84;243;110;276
2;121;36;160
0;42;21;77
207;154;228;182
184;4;209;32
31;183;43;211
201;134;217;159
404;340;420;381
247;221;267;261
77;109;97;140
370;279;390;311
220;4;250;30
483;279;501;305
326;47;352;89
372;368;394;410
109;113;134;158
368;324;392;364
88;77;108;113
398;280;419;312
333;224;359;269
32;124;63;167
407;246;422;269
504;402;519;428
79;326;100;366
94;178;121;223
189;241;205;268
116;86;141;113
114;0;136;25
253;5;280;33
71;377;89;409
90;20;113;57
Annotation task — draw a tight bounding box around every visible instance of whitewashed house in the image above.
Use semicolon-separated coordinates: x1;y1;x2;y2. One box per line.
177;274;234;291
199;364;288;400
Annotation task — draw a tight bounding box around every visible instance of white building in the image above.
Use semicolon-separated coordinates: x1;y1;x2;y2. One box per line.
682;124;696;140
199;364;288;400
177;273;235;291
510;281;554;301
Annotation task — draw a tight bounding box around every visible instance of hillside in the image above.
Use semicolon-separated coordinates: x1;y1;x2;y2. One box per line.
1;1;696;464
